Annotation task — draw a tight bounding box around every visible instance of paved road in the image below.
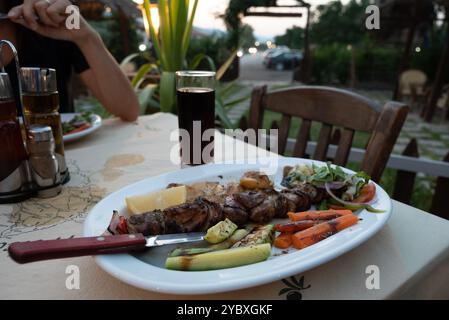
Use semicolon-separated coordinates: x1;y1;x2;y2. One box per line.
239;52;293;83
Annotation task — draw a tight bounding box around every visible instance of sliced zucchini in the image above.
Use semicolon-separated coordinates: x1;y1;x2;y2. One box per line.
165;243;272;271
204;218;238;244
232;224;274;248
169;228;253;257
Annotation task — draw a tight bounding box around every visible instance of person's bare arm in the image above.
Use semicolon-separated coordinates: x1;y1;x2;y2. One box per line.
8;0;139;122
74;30;139;122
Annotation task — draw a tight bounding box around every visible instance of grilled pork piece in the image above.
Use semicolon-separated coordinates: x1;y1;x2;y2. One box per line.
233;191;266;209
222;196;248;226
290;184;328;204
249;193;278;223
109;188;312;236
125;198;222;236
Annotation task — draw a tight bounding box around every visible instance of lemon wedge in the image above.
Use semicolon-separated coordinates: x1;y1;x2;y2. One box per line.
125;185;187;215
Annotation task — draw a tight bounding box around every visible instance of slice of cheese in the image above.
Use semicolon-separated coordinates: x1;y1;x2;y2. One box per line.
125;185;187;215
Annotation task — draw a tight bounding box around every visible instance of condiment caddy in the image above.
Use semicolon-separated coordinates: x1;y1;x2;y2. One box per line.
0;40;69;203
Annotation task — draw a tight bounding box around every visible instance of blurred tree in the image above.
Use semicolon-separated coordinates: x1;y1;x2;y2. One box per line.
89;12;140;62
224;0;281;49
187;33;232;69
410;23;448;82
310;0;370;46
275;26;304;49
240;24;257;49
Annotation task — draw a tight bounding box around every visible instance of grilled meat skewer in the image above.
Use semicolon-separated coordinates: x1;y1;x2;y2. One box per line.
108;170;327;236
109;188;312;236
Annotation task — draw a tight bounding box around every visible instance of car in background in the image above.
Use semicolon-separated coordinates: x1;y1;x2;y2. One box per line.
262;46;290;66
262;46;289;58
265;50;303;70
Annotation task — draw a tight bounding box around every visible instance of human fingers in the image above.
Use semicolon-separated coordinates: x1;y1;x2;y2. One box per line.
34;0;58;27
46;0;71;26
7;5;24;20
22;0;39;30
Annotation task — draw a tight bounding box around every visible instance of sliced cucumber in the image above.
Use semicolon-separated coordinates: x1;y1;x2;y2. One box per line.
204;218;238;244
165;243;272;271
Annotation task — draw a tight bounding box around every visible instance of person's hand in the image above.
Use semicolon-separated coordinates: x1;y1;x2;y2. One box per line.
8;0;96;45
8;0;69;30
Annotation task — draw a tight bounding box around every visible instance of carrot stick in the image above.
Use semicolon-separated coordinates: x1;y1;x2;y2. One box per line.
274;232;293;249
274;220;322;233
292;214;359;249
287;209;353;221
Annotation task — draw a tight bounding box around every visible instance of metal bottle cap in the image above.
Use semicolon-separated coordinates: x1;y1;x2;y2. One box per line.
20;68;57;93
0;72;13;100
28;125;54;143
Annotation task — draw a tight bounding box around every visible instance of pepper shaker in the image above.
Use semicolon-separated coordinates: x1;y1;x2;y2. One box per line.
27;125;62;198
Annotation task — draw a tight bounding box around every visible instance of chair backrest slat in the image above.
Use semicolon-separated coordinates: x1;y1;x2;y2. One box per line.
362;101;408;180
333;128;355;166
277;114;292;155
314;123;333;161
293;119;311;158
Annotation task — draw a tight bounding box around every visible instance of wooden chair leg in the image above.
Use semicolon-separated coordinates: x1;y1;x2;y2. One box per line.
393;138;419;204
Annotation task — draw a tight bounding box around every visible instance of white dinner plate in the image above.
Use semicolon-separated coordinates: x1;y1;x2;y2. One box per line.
84;157;392;295
62;113;102;143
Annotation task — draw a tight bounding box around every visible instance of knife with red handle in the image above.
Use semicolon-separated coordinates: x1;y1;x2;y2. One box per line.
8;232;206;264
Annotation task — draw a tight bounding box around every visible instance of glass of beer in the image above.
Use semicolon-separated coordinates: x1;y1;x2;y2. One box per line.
176;71;216;166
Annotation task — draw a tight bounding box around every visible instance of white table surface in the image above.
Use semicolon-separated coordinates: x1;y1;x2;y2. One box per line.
1;113;449;300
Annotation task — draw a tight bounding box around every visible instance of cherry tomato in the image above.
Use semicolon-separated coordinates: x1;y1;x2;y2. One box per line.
353;183;376;203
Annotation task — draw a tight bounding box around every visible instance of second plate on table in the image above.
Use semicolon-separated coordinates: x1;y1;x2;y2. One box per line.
62;113;102;143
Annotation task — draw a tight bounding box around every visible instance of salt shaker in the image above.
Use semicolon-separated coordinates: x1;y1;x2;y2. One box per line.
27;125;62;198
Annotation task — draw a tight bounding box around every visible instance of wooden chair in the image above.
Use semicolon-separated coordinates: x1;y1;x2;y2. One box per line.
398;69;427;108
248;86;409;182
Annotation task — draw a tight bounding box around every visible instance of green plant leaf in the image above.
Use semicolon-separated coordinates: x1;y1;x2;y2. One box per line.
217;80;238;96
189;53;217;71
222;95;250;109
181;0;199;60
158;0;174;70
215;97;236;129
171;0;188;69
137;84;158;114
216;50;237;80
120;53;140;67
159;71;176;113
131;63;158;89
144;0;165;69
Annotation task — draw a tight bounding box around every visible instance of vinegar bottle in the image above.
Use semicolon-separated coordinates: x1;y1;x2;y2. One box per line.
0;72;31;203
